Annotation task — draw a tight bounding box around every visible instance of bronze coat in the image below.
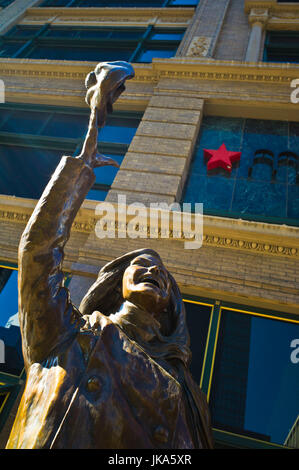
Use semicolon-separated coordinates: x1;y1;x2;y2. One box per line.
6;157;212;449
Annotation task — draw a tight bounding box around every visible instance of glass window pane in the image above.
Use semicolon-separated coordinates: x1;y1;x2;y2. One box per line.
41;113;88;139
86;189;108;201
209;308;299;446
99;116;140;145
0;42;23;57
110;30;145;40
44;29;80;39
150;30;185;41
0;268;23;376
25;44;134;62
0;108;11;127
0;110;47;135
4;26;39;38
0;145;63;199
138;47;176;62
78;0;165;6
40;0;69;5
184;300;212;385
94;154;124;185
170;0;199;5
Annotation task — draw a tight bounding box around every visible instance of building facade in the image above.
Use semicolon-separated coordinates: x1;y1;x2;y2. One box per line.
0;0;298;449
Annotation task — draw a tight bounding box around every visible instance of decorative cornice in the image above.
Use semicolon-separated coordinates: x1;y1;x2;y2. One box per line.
1;57;299;85
248;8;269;28
21;6;194;28
245;0;299;30
0;197;298;259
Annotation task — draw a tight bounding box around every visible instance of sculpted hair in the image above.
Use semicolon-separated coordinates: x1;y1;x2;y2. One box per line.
79;248;191;369
79;248;213;449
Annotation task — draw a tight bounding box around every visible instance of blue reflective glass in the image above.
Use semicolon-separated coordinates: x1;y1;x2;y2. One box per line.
0;110;46;134
110;30;145;40
0;268;23;376
184;301;212;386
26;45;134;62
0;42;23;57
171;0;199;7
170;0;198;5
94;154;124;185
77;0;165;6
0;269;18;328
138;47;176;62
44;29;80;38
0;145;63;199
183;116;299;224
0;108;11;127
86;189;108;201
99;117;140;145
150;31;184;41
40;0;69;5
41;113;88;139
209;309;299;446
4;26;39;38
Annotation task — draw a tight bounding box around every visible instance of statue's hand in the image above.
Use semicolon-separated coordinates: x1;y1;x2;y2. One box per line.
92;152;120;169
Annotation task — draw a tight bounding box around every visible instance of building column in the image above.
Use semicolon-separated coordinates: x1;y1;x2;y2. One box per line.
245;8;269;62
106;82;204;206
176;0;231;59
0;0;43;35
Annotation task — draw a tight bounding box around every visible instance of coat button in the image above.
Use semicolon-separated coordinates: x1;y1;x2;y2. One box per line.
153;425;169;443
86;376;101;392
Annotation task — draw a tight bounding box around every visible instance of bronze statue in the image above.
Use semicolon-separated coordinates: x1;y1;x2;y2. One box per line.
6;62;213;449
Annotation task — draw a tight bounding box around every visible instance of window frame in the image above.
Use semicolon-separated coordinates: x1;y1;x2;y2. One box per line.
0;102;143;201
183;293;299;449
0;24;185;63
263;30;299;64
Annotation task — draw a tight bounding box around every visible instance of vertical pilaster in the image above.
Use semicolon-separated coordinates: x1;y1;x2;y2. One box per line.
176;0;231;59
245;8;269;62
0;0;43;35
106;83;204;206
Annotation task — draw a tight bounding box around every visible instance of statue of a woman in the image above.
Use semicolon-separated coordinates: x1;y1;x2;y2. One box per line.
6;62;213;449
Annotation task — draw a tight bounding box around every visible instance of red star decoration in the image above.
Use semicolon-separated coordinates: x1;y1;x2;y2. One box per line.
204;143;241;173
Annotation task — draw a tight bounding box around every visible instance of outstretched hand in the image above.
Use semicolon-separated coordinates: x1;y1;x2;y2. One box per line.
78;61;134;170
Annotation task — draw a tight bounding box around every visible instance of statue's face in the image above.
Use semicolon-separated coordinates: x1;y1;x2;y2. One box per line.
122;254;171;314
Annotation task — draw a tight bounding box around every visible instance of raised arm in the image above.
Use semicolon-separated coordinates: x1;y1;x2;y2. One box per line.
18;61;134;368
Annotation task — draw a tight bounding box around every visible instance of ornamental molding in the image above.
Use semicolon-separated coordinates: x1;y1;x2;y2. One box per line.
0;197;298;259
245;1;299;29
248;8;269;27
1;58;299;85
21;6;193;27
245;1;299;14
186;36;212;58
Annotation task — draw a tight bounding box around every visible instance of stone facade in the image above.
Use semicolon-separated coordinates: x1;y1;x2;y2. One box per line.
0;0;298;449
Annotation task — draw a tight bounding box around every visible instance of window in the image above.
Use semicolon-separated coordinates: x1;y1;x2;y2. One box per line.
209;307;299;447
0;103;142;201
183;297;299;449
0;265;71;434
0;267;22;377
184;299;213;386
39;0;199;7
0;0;15;7
263;31;299;63
182;116;299;226
0;25;185;62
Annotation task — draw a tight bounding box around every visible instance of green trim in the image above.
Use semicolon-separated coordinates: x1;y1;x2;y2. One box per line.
199;301;221;397
213;428;289;449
